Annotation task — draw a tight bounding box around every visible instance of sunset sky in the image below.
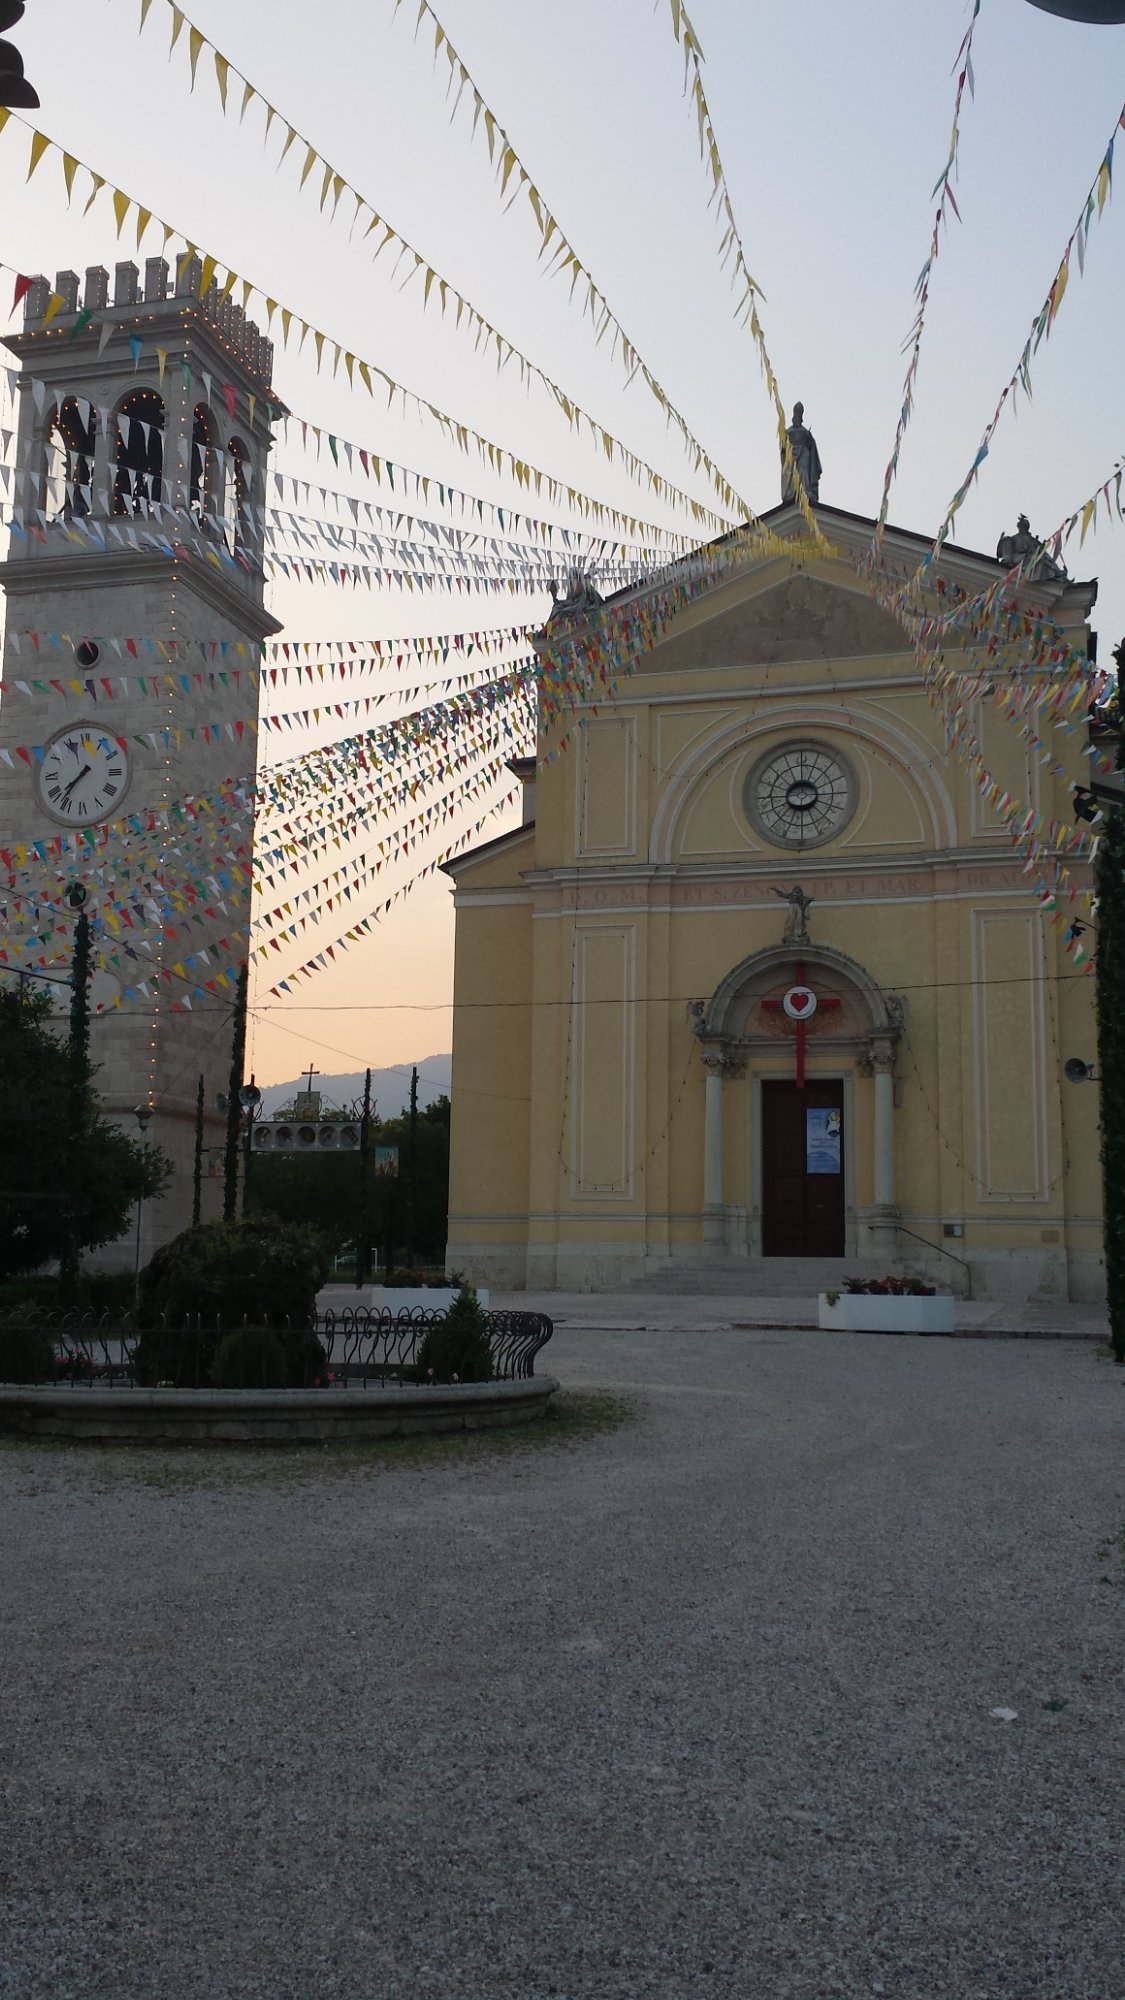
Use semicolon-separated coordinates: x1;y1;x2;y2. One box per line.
2;0;1123;1085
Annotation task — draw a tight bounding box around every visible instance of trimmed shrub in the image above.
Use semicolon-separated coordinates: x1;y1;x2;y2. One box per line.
414;1289;493;1385
132;1321;216;1389
133;1321;330;1390
211;1326;287;1390
138;1217;329;1329
0;1322;55;1383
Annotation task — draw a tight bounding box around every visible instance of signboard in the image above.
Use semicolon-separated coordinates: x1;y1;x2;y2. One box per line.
806;1107;842;1175
374;1146;399;1178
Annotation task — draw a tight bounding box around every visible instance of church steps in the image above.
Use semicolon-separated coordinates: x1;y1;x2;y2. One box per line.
629;1259;915;1298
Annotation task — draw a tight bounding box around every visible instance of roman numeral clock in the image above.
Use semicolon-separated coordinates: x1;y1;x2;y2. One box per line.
0;256;283;1264
36;717;131;826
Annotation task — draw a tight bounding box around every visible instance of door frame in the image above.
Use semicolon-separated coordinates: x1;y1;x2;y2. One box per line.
748;1067;857;1258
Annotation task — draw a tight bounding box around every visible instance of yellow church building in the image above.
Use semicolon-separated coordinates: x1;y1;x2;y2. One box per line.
443;500;1103;1302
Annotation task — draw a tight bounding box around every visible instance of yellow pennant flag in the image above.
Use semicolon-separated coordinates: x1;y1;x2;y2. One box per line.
135;205;152;247
42;291;65;328
188;25;205;86
83;171;105;216
169;4;185;49
61;152;78;202
112;187;131;236
26;130;51;181
213;51;230;110
156;348;168;385
239;79;254;124
199;253;218;295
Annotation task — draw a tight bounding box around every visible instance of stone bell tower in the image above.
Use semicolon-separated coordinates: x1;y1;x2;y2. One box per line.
0;256;283;1262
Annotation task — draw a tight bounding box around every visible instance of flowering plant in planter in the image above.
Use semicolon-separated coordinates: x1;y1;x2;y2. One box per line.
843;1275;936;1296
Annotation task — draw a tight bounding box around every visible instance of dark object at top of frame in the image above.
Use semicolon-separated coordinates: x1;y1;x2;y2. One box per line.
1024;2;1125;22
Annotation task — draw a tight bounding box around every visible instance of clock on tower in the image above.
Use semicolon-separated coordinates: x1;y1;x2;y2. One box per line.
0;256;283;1265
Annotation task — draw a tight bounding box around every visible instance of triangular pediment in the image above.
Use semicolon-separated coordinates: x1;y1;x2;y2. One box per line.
645;570;908;674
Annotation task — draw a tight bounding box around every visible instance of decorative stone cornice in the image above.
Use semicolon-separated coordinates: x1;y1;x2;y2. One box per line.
0;549;281;640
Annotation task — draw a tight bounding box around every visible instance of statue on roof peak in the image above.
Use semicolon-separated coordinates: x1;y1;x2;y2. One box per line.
782;402;821;506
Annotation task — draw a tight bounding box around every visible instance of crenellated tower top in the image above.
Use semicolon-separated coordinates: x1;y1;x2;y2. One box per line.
10;258;277;393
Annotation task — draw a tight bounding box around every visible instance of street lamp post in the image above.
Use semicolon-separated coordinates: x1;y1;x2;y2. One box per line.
133;1103;152;1294
240;1076;262;1217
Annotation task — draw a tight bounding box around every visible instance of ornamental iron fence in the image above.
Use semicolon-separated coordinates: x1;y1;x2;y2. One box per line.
0;1306;553;1390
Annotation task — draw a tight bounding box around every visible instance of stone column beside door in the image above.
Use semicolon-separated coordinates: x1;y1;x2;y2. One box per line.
701;1049;745;1249
701;1050;726;1247
869;1036;899;1258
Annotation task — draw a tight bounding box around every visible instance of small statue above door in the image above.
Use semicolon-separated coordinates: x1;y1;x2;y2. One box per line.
772;883;813;945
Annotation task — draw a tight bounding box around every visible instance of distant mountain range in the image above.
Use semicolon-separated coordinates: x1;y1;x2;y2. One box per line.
258;1054;452;1120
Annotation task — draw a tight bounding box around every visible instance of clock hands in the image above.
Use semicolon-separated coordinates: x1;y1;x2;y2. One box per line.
60;763;92;801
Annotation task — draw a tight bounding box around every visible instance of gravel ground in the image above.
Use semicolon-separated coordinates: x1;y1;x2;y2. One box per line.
2;1325;1123;2000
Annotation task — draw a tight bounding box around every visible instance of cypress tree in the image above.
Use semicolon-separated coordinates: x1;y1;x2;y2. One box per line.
1096;657;1125;1363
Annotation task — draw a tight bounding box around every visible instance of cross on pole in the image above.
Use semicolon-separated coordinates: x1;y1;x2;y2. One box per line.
303;1064;320;1095
761;962;841;1088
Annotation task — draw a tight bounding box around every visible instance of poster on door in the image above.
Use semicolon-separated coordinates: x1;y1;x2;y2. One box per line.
806;1107;842;1175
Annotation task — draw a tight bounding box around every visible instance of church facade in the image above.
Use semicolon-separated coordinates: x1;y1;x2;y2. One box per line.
444;503;1103;1301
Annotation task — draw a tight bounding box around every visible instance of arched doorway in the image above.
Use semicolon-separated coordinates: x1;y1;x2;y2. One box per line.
694;941;904;1261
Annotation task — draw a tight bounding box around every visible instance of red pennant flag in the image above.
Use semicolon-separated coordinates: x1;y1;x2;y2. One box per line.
11;274;32;314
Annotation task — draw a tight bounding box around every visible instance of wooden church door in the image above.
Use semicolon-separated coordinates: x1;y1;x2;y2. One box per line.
761;1080;846;1257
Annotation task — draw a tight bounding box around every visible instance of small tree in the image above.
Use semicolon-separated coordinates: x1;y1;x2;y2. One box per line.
414;1288;493;1384
0;986;170;1280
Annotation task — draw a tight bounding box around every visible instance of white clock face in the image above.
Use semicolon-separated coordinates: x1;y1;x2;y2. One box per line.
37;723;131;826
746;743;855;848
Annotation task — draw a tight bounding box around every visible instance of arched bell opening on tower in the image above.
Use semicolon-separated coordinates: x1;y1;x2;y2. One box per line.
223;435;253;559
45;397;96;521
190;402;219;532
113;388;165;517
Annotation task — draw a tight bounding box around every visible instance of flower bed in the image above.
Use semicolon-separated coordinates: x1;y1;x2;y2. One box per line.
819;1290;955;1335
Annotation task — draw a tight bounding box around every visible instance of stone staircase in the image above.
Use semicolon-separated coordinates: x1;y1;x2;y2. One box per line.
630;1257;885;1298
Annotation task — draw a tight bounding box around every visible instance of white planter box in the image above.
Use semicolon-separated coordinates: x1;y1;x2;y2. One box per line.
818;1292;955;1335
318;1285;489;1317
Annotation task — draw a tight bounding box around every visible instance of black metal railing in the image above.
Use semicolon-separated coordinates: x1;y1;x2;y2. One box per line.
0;1306;553;1390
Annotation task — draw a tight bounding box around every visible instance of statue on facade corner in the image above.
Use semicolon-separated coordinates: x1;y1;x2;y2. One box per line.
773;883;813;944
547;570;605;625
995;513;1067;583
782;402;822;504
